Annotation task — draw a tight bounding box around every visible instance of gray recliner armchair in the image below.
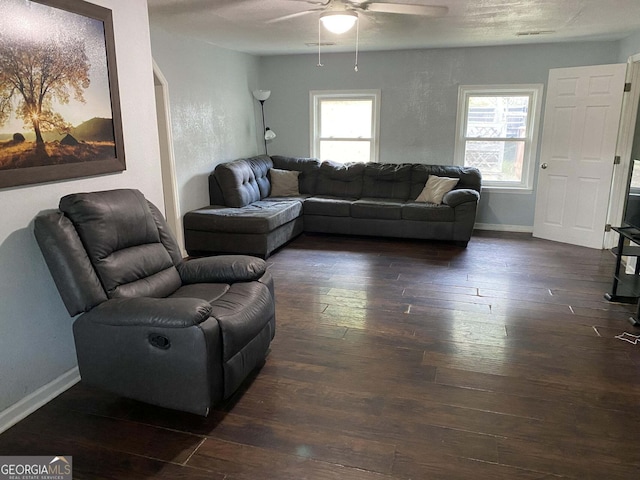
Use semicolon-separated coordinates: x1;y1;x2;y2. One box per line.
34;188;275;416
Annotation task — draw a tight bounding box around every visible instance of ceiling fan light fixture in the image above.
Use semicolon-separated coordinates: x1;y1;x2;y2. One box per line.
320;10;358;34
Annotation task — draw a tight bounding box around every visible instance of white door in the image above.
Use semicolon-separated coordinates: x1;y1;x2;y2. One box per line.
533;64;627;248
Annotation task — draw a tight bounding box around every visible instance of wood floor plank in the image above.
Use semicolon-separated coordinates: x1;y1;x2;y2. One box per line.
188;437;396;480
200;412;397;474
391;449;557;480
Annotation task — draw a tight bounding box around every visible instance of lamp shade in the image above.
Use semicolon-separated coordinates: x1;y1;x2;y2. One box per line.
253;89;271;101
264;128;276;141
320;11;358;34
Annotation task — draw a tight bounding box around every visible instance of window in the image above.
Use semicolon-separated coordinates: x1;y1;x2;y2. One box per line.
310;90;380;163
454;85;543;190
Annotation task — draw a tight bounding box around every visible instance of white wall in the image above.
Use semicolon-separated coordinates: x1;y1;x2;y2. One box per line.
260;42;620;228
0;0;162;422
149;27;262;217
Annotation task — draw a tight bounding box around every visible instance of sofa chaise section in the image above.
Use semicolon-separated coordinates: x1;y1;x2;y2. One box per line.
185;155;305;258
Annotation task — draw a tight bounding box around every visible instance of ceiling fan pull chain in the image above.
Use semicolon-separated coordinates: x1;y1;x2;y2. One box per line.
317;17;324;67
354;15;359;72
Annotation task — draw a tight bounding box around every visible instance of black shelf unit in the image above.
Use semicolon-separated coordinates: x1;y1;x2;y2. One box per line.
605;226;640;325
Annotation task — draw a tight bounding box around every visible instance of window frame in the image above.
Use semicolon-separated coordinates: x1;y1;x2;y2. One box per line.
310;89;381;163
454;84;544;192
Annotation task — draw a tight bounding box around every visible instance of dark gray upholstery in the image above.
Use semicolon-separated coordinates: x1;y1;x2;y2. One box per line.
303;196;353;217
315;161;366;198
351;198;404;220
35;188;275;416
33;211;108;315
214;158;263;207
362;163;412;200
402;202;456;222
184;219;304;258
185;200;302;234
184;156;482;256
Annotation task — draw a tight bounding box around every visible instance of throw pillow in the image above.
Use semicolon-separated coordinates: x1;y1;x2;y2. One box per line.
269;168;300;197
415;175;459;205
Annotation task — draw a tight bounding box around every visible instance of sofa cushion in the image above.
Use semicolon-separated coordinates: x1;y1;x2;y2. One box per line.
269;168;300;197
59;189;182;299
315;161;365;198
184;200;303;234
169;283;230;304
416;175;459;204
215;159;261;207
303;196;353;217
402;202;455;222
271;156;322;194
351;198;404;220
362;163;412;200
246;155;273;199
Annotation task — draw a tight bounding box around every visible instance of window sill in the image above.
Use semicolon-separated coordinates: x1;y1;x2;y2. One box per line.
481;185;534;194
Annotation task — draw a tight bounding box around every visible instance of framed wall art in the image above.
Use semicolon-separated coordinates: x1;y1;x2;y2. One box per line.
0;0;125;189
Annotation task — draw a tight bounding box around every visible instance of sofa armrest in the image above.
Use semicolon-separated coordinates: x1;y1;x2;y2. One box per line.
80;297;212;328
442;189;480;208
178;255;267;285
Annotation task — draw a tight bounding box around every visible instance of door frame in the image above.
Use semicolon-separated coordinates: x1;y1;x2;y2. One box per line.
605;54;640;248
153;60;185;256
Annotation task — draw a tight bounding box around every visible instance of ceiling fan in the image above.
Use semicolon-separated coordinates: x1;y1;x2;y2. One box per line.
268;0;449;34
268;1;448;71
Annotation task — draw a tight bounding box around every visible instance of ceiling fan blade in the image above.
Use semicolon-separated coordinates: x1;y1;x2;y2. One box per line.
364;2;448;16
282;0;330;4
266;9;321;24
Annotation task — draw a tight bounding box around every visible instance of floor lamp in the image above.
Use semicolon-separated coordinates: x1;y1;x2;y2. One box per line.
253;90;276;154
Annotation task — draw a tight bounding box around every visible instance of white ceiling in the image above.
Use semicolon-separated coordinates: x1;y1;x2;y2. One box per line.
147;0;640;55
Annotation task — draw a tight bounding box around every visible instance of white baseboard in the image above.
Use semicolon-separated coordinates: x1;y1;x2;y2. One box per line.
474;223;534;233
0;367;80;434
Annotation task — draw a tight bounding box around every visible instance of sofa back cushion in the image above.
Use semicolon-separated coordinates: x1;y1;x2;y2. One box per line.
246;155;273;199
271;155;322;194
362;163;413;200
215;159;262;207
410;165;481;200
315;161;365;198
59;189;182;299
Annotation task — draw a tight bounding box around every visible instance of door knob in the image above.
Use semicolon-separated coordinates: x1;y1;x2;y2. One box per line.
541;163;548;169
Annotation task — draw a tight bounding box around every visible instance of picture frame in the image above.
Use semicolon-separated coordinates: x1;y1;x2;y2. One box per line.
0;0;125;189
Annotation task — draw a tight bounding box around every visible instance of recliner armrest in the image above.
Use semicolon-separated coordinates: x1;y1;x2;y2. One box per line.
442;189;480;208
80;297;212;328
178;255;267;285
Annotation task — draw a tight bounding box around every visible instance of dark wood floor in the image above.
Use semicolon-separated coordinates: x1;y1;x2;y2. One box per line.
2;231;640;479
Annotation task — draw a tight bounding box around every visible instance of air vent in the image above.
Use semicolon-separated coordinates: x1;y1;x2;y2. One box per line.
516;31;555;37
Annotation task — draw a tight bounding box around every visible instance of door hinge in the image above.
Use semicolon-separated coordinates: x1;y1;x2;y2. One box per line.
605;224;612;232
614;155;621;165
624;82;632;92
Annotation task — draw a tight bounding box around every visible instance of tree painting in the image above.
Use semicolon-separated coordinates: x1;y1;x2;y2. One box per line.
0;36;91;144
0;0;124;188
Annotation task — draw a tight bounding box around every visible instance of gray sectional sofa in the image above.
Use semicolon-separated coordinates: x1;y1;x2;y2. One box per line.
184;155;481;258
